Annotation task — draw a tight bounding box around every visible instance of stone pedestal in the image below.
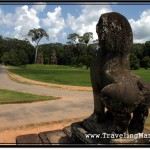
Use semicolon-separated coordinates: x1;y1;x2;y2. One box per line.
16;126;74;145
71;119;150;145
16;121;150;145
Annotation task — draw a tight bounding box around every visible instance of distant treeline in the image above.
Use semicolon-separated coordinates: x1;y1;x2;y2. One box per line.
38;42;97;69
0;36;150;70
130;42;150;69
0;37;35;66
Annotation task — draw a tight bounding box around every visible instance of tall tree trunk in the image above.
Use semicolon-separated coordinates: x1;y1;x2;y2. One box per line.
34;39;40;64
34;45;38;63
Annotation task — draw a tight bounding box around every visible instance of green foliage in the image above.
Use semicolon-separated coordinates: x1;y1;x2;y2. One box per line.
8;50;20;66
38;41;97;68
67;33;79;44
79;32;93;45
0;38;35;66
27;28;49;63
1;31;150;69
131;43;144;60
130;41;150;70
27;28;49;43
144;41;150;57
1;52;10;65
130;53;140;70
82;55;92;70
65;32;95;68
141;56;150;69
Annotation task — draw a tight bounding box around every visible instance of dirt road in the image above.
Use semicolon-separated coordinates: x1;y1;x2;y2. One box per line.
0;67;93;130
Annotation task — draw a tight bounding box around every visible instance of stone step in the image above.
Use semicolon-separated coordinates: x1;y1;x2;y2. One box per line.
16;122;150;145
38;132;50;144
42;129;72;144
16;126;74;145
16;134;43;145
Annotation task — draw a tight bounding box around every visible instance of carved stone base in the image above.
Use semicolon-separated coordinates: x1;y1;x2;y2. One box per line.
71;118;150;144
16;119;150;145
16;127;74;145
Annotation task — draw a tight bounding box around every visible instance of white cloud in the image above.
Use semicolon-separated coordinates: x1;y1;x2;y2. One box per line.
0;5;112;44
1;4;150;45
0;8;13;26
129;9;150;43
0;4;66;43
66;5;112;41
13;5;40;39
42;6;66;42
0;5;41;41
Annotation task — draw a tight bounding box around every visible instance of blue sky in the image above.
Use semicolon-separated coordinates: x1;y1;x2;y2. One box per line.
0;2;150;44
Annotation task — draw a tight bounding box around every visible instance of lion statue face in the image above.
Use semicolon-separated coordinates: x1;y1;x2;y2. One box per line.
96;12;133;54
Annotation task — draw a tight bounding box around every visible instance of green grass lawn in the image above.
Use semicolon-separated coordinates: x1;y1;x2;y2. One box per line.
8;65;150;87
133;68;150;83
0;89;59;104
9;64;91;87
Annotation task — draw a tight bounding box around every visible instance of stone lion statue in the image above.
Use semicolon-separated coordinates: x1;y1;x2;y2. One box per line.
90;12;150;134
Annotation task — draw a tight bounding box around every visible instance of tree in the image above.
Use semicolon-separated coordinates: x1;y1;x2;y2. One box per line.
141;56;150;69
18;50;29;66
79;32;93;46
82;55;92;70
0;35;3;39
143;41;150;58
27;28;49;63
78;32;93;69
130;53;140;70
8;50;20;66
0;38;35;66
132;43;144;60
1;52;10;65
67;33;81;58
67;33;79;45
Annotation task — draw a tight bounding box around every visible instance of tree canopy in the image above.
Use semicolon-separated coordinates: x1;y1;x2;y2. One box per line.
0;38;35;66
0;31;150;70
27;28;49;63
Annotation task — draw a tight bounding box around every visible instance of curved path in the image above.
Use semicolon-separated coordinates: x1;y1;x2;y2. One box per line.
0;66;93;130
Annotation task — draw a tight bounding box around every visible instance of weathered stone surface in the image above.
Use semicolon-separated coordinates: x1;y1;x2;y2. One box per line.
38;132;50;144
82;117;113;144
71;122;93;144
44;130;72;144
112;128;150;144
71;121;150;144
63;126;72;137
90;12;150;134
15;124;150;145
16;134;42;144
